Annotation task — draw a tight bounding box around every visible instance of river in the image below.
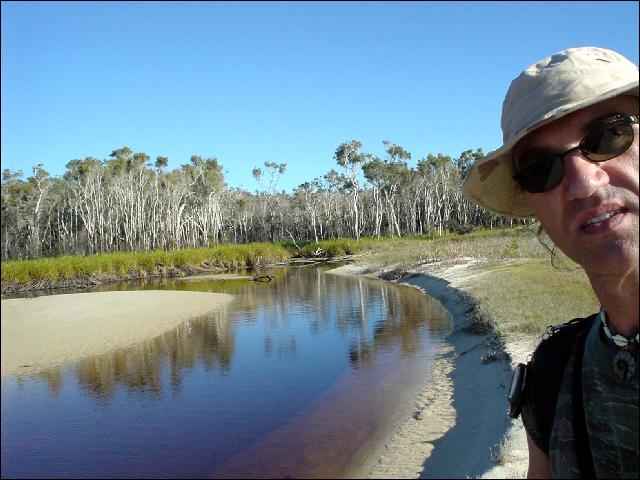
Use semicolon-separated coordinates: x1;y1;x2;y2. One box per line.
1;265;452;478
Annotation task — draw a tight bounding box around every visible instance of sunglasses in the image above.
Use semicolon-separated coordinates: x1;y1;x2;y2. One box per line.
513;113;639;193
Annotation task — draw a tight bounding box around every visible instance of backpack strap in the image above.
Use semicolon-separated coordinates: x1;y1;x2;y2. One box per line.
572;321;596;478
529;316;594;454
508;313;597;455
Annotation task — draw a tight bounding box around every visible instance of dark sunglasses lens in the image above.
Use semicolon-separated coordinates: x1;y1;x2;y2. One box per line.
517;155;564;193
581;123;634;161
515;116;636;193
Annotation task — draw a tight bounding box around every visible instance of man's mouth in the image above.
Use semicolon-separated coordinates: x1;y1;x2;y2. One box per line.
583;209;623;226
581;208;626;231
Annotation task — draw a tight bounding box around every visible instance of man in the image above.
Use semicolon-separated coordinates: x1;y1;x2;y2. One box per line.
462;46;638;478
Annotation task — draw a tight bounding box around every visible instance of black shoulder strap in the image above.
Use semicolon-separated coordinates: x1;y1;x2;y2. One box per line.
572;323;596;478
528;314;597;455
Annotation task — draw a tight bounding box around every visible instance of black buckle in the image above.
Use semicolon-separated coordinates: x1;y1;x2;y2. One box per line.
507;362;529;418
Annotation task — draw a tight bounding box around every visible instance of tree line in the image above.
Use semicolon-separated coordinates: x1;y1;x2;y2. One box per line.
1;142;527;260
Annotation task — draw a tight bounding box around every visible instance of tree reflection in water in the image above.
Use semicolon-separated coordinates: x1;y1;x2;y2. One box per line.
17;267;450;400
70;309;232;400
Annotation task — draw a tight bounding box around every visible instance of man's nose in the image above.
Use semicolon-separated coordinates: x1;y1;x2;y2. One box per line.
561;151;609;200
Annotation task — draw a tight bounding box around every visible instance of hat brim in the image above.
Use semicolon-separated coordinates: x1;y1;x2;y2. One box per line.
463;82;639;218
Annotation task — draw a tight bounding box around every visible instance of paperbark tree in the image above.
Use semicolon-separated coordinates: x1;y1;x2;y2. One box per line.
334;140;365;240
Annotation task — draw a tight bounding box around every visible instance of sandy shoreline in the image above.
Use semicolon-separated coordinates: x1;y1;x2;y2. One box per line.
329;261;531;479
1;290;233;378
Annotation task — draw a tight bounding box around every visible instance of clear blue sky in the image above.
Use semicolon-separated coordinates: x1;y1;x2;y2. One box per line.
2;1;638;192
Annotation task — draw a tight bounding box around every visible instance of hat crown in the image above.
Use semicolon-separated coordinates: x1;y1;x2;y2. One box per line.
501;47;639;144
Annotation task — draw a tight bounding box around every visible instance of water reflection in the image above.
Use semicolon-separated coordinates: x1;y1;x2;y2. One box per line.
75;309;232;400
2;266;452;479
10;309;233;401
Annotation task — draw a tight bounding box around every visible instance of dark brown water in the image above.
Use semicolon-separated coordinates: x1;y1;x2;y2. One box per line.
1;265;452;478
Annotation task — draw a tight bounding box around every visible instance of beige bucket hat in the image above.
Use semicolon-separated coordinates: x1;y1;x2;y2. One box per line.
462;46;639;218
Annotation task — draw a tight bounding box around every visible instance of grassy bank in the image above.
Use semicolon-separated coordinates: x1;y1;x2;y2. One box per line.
365;225;546;269
1;237;386;285
1;243;292;284
297;237;380;257
465;259;599;335
356;225;599;337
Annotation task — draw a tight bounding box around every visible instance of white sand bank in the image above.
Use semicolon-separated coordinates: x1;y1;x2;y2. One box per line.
329;261;531;479
1;290;233;378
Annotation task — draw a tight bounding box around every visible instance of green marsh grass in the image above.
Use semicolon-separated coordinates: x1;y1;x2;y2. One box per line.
3;238;380;284
466;258;599;336
364;226;547;272
1;243;292;283
298;237;381;257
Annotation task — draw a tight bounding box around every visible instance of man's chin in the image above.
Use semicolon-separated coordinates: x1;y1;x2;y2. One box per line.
575;242;639;277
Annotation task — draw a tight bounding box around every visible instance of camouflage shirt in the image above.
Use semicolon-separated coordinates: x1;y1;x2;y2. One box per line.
522;311;639;479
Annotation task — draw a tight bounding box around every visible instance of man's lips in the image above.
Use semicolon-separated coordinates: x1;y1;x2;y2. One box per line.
577;206;627;231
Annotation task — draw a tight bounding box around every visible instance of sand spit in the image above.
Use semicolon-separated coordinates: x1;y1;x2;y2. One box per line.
1;290;233;378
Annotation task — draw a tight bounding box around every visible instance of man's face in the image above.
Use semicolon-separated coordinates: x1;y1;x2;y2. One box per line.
513;95;639;277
